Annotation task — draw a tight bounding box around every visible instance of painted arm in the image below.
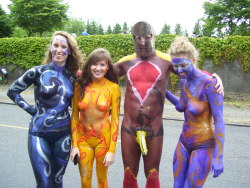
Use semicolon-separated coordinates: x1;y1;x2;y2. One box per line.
206;79;225;178
70;82;80;162
165;89;185;112
70;82;80;148
108;84;121;153
114;62;126;77
7;68;37;115
103;84;121;166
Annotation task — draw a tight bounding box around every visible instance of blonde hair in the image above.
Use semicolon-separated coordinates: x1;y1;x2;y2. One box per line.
168;36;199;62
43;31;83;76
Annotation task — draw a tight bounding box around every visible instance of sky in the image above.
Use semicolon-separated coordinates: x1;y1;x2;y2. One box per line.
1;0;207;35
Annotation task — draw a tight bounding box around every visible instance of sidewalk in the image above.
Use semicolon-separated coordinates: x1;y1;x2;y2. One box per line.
1;84;249;125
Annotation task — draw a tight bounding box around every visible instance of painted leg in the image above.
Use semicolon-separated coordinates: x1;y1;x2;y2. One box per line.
173;141;189;188
28;134;52;188
123;168;138;188
185;147;214;188
121;130;141;188
143;136;163;188
95;147;109;188
51;135;71;188
145;169;160;188
78;146;95;188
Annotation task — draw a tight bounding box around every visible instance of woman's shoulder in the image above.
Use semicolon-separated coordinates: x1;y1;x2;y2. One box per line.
33;63;52;72
200;74;217;91
24;64;47;75
203;74;216;84
105;78;120;89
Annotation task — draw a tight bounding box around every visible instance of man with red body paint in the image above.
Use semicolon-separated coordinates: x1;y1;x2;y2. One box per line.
115;21;223;188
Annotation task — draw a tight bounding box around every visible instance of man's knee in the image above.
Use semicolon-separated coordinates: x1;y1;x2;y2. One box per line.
146;169;160;188
123;167;138;188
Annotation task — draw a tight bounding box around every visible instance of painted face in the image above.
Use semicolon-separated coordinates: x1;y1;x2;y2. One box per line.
132;22;155;58
90;60;109;81
50;35;69;66
172;58;194;79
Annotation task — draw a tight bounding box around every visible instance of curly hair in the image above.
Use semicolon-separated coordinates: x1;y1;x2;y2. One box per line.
78;48;118;97
168;36;199;64
43;31;83;76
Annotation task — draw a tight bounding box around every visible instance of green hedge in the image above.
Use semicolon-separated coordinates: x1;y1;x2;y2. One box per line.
190;36;250;71
0;34;249;89
0;37;50;71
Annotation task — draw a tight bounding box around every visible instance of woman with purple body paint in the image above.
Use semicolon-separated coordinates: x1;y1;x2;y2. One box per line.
165;36;225;188
7;31;83;188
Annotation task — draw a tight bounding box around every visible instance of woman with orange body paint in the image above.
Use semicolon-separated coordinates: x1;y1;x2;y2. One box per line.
165;37;225;188
70;48;120;188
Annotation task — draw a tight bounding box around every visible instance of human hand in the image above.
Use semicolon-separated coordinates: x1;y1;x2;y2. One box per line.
211;157;224;178
70;147;80;163
103;152;115;167
212;73;224;96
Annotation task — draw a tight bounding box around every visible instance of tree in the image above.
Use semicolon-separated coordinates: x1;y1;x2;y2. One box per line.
160;23;171;34
11;26;27;38
106;25;112;34
202;0;250;36
86;20;91;34
0;5;13;38
192;20;203;37
122;22;128;34
90;21;99;34
113;23;122;34
98;25;104;35
63;18;85;37
174;24;183;35
85;20;103;35
9;0;69;36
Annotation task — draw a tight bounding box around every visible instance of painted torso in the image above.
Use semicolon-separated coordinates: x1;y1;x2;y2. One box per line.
8;62;74;133
71;78;120;153
78;80;113;136
181;75;215;144
117;51;173;135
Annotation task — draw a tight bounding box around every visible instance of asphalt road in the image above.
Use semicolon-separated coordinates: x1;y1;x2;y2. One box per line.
0;104;250;188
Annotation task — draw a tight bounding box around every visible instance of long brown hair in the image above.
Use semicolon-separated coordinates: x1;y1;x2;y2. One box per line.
78;48;118;96
43;31;83;76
